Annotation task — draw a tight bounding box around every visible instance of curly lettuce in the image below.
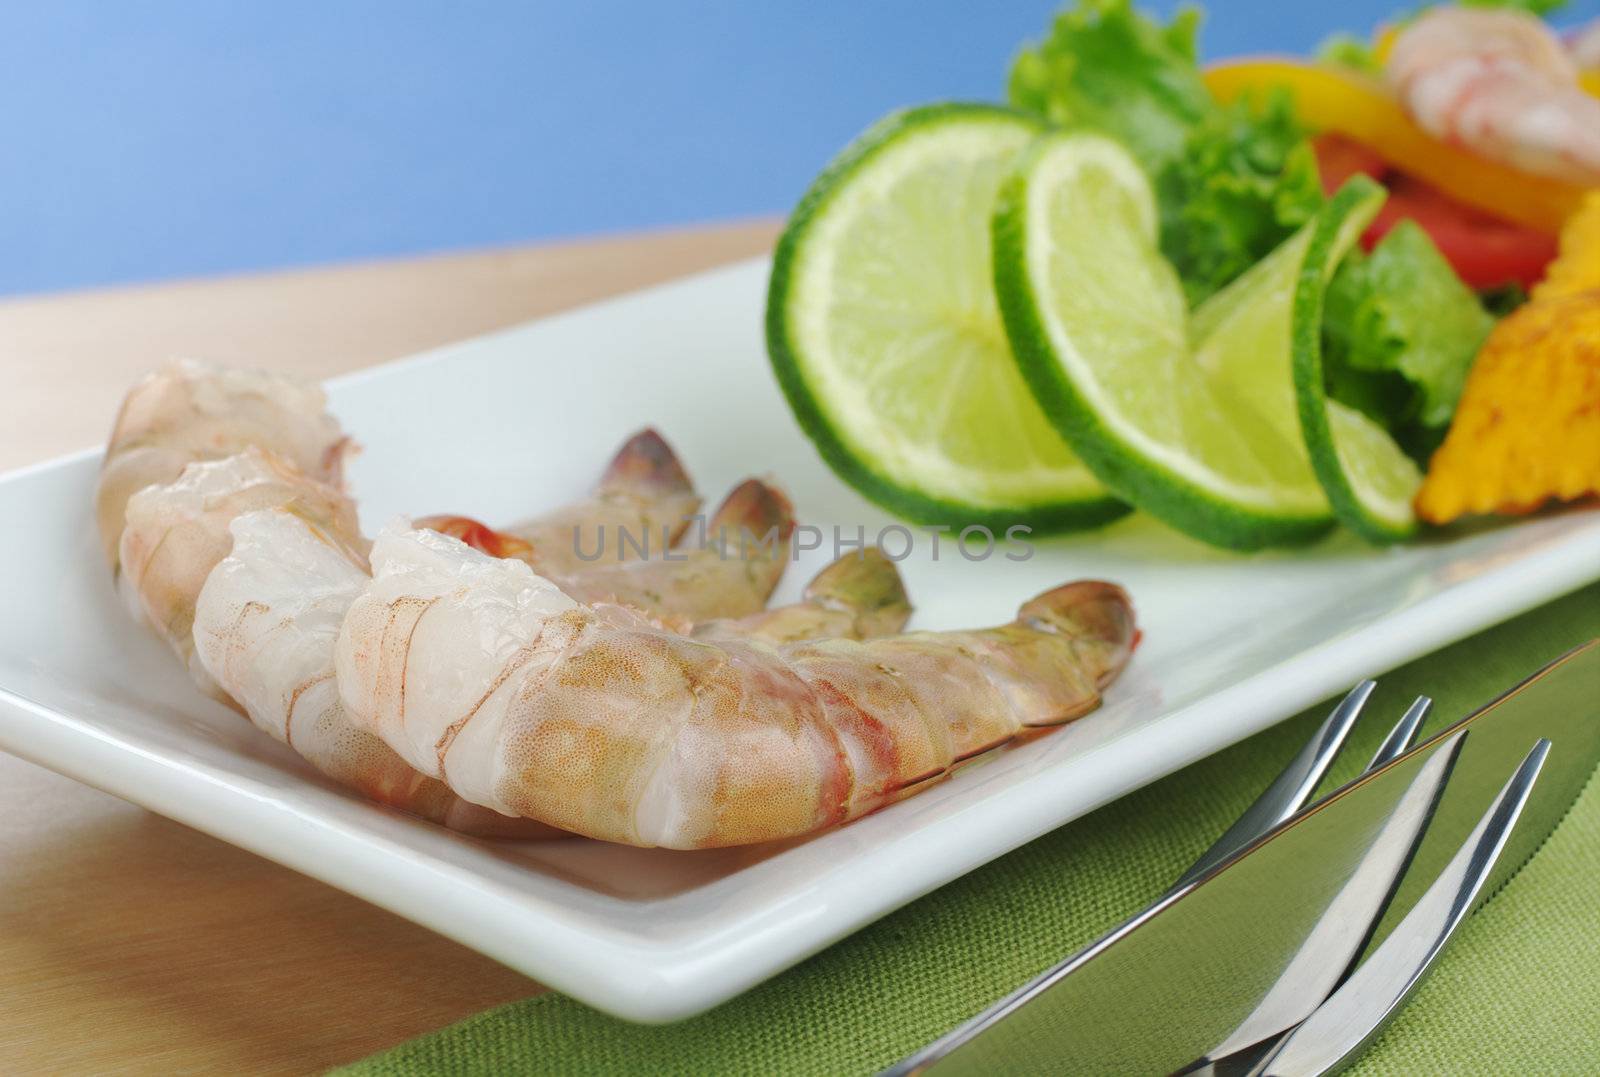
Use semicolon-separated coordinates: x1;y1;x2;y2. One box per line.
1009;0;1323;305
1010;0;1498;452
1157;91;1325;306
1008;0;1212;182
1322;221;1497;461
1316;33;1383;74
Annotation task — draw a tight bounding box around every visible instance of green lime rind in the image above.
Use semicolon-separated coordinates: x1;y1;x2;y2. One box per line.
1291;178;1424;545
993;130;1335;551
766;103;1128;534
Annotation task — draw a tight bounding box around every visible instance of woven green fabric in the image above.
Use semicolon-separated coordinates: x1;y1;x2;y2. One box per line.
341;583;1600;1076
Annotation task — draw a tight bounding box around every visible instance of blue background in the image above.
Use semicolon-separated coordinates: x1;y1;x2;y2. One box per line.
4;1;1597;296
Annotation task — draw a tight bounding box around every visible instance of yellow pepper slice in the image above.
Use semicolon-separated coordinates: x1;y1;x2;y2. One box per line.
1373;25;1398;66
1204;58;1587;233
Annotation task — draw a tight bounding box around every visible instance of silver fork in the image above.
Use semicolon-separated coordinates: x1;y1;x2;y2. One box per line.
886;683;1481;1076
1167;682;1430;897
1238;737;1547;1075
1165;685;1440;1075
888;642;1600;1075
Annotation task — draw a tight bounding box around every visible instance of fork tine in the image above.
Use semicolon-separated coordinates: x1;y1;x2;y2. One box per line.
1185;729;1469;1074
1367;696;1432;772
1169;681;1375;893
1252;738;1552;1076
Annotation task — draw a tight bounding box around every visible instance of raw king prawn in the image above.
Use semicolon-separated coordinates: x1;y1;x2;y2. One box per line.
98;361;1135;846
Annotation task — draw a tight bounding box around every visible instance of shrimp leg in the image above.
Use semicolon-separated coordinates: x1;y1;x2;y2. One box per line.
335;526;1136;849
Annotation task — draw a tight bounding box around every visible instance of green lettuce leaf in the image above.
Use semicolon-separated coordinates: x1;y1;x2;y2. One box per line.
1008;0;1213;181
1157;90;1325;306
1316;33;1382;74
1456;0;1566;15
1009;0;1324;306
1322;220;1496;461
1009;0;1498;456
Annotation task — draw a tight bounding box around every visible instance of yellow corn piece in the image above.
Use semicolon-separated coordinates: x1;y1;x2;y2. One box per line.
1415;291;1600;523
1534;192;1600;302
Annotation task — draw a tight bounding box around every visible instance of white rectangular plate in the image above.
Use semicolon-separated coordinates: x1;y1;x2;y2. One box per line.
2;258;1597;1022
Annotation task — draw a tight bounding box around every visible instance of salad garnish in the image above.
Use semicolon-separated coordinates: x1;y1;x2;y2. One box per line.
766;0;1600;549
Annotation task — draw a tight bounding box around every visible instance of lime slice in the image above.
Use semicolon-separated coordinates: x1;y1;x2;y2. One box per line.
1317;403;1423;540
993;132;1383;550
766;104;1125;532
1291;185;1424;544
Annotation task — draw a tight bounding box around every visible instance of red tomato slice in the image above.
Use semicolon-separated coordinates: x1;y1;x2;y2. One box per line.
1312;134;1390;193
1313;136;1558;290
1363;175;1559;290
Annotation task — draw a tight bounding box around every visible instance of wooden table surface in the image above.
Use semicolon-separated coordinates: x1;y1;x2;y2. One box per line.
0;219;780;1075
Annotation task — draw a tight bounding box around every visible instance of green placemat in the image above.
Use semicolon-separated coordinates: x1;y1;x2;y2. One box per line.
341;582;1600;1076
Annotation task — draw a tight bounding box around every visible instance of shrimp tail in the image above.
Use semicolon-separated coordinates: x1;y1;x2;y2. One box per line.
420;476;797;623
1017;579;1139;692
695;547;912;644
693;477;797;610
705;477;795;549
509;428;702;565
598;428;694;504
802;547;913;638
